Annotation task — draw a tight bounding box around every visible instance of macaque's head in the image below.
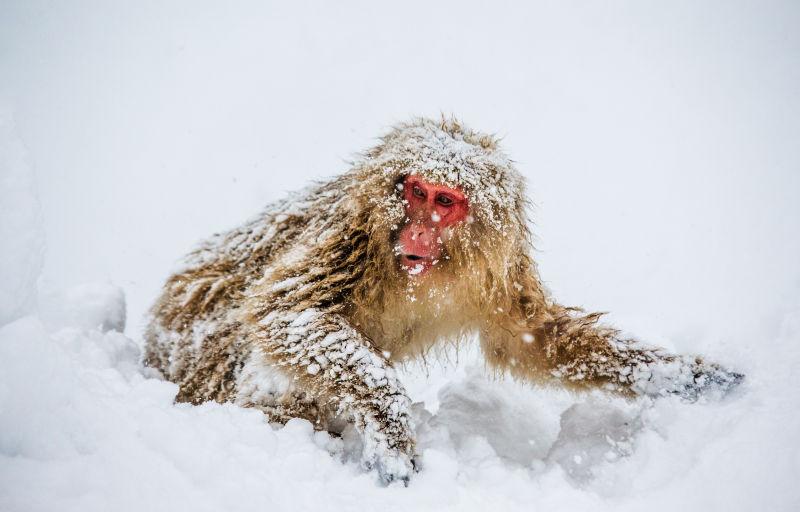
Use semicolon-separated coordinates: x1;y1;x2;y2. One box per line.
345;115;530;309
396;176;469;275
268;116;535;324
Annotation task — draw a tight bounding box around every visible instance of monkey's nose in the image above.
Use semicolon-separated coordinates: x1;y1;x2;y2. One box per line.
410;225;433;245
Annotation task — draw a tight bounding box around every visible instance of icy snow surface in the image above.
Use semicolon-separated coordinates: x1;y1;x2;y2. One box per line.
2;1;799;511
1;289;799;512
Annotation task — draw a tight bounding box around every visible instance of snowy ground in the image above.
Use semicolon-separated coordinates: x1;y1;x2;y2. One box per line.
2;2;799;511
2;285;799;512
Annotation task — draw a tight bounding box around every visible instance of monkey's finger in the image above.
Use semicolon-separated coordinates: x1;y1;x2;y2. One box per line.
373;451;415;487
677;364;745;402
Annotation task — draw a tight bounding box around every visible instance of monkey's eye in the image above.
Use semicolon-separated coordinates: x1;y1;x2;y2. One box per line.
436;194;454;206
412;185;426;199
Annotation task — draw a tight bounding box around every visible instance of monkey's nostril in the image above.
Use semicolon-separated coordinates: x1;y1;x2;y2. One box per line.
405;255;422;261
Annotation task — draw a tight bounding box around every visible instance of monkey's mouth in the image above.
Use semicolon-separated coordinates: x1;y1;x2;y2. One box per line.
399;254;436;275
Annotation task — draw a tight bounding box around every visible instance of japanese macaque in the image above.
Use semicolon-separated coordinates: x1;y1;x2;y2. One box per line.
144;117;743;484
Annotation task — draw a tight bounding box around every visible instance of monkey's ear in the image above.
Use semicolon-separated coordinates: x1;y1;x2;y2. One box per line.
393;173;408;190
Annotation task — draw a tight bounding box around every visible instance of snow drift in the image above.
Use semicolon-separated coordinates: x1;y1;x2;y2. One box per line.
1;284;798;511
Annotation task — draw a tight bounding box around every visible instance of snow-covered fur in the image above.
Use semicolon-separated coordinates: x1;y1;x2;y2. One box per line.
144;117;742;484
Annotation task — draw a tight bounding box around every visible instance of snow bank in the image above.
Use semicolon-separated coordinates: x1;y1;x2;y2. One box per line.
1;286;797;512
0;110;43;326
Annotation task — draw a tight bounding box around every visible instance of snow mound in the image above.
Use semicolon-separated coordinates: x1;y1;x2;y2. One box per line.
39;282;126;333
1;285;799;512
0;110;44;326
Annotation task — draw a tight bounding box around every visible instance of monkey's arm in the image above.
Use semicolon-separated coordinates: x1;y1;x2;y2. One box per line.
249;306;415;484
483;304;743;400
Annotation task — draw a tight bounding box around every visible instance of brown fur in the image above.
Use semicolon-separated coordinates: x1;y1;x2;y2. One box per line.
144;116;742;483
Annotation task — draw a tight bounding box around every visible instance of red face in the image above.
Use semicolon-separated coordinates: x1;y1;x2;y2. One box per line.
397;176;469;275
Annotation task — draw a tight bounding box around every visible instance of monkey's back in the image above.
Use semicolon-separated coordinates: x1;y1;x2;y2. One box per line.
143;183;338;403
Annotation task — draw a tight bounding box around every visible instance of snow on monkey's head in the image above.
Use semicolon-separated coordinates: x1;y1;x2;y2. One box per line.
352;116;531;283
264;117;539;334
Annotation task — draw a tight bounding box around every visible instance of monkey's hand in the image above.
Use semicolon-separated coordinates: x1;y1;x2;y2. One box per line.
357;393;417;486
256;308;417;485
629;354;744;401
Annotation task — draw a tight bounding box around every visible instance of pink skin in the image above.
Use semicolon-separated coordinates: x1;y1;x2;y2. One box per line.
397;176;469;275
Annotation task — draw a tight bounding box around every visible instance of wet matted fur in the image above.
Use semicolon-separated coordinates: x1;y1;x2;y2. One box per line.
144;116;742;484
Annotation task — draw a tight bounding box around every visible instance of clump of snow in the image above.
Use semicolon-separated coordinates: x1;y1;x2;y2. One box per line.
407;264;425;276
39;282;126;333
0;110;44;326
547;401;641;483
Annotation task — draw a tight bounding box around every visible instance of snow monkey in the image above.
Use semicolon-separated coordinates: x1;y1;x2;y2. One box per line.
145;116;743;484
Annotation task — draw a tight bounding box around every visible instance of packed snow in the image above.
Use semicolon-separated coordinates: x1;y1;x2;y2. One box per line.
2;284;799;511
1;1;799;511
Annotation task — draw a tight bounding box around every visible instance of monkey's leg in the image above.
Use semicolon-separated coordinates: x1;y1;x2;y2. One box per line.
245;307;416;485
483;307;743;400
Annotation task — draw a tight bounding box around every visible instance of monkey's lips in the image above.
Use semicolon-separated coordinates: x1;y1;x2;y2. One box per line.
399;254;436;275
